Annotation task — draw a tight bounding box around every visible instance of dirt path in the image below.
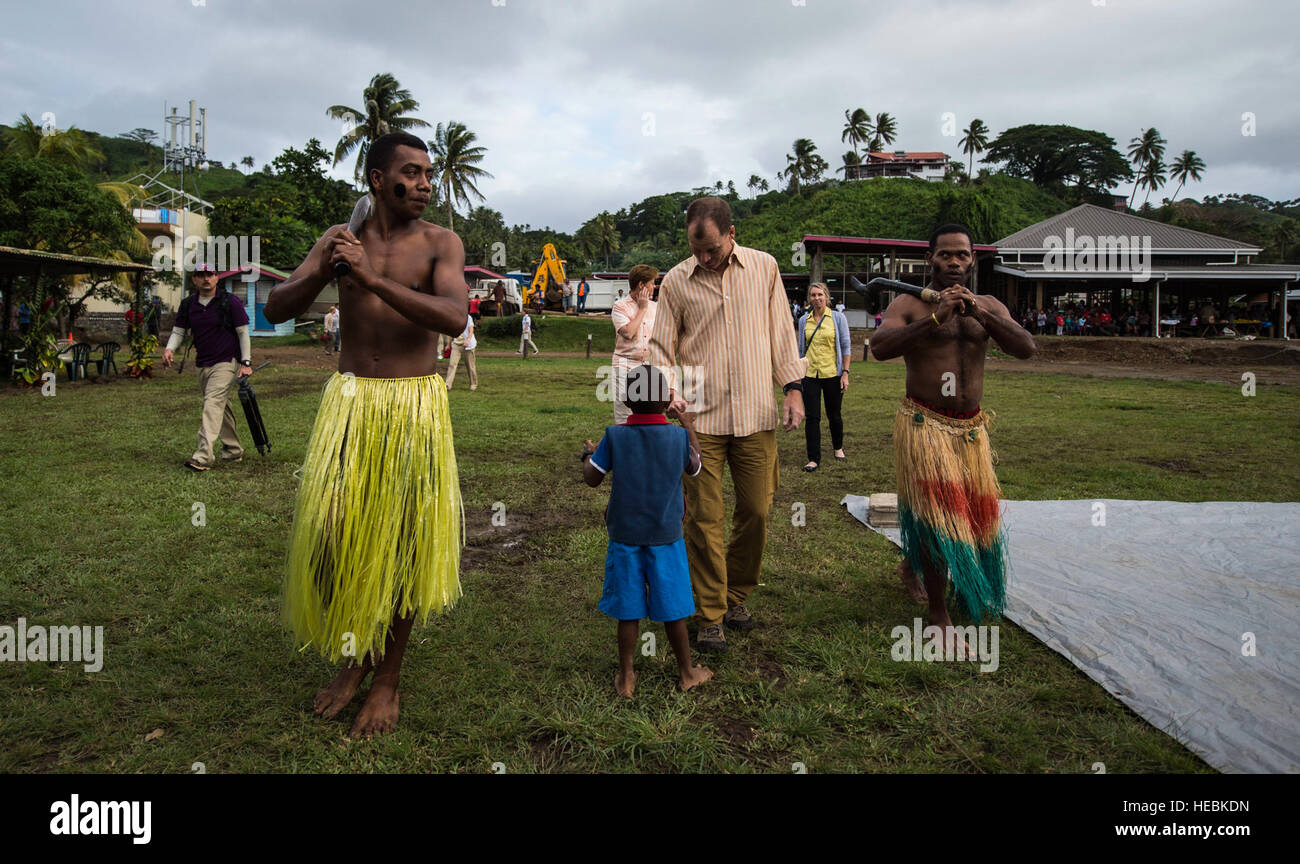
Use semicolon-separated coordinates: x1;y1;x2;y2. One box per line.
855;334;1300;387
226;335;1300;388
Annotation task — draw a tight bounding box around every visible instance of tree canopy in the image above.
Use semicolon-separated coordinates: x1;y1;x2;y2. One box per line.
983;124;1133;196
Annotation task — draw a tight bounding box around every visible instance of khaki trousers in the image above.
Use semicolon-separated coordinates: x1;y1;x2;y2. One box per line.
612;360;632;425
446;344;477;389
684;429;778;627
192;360;242;465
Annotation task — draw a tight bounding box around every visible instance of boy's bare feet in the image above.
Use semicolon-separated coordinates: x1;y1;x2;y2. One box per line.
349;682;400;738
898;560;928;603
313;662;370;719
679;664;713;691
615;669;637;698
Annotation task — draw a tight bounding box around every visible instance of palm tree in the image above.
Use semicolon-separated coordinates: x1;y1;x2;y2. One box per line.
869;112;898;152
959;119;989;183
746;174;768;197
782;138;828;193
838;151;862;177
1126;127;1166;209
1169;150;1206;201
4;114;105;170
585;211;621;269
241;156;254;171
841;108;872;158
429;121;493;230
1138;158;1168;206
4;115;147;266
327;72;431;186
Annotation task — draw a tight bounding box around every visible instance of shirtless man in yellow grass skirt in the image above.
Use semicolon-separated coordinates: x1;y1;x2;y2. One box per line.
265;132;467;738
869;224;1036;653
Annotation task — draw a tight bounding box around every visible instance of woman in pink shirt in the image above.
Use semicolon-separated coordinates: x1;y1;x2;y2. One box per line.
611;264;659;424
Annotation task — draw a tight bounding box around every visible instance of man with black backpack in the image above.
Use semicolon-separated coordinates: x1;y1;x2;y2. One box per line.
161;263;253;471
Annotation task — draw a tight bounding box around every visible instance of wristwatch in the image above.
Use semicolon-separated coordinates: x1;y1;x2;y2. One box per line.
241;359;252;368
783;381;803;394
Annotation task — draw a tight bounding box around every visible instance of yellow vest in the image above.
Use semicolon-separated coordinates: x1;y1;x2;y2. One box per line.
804;312;837;378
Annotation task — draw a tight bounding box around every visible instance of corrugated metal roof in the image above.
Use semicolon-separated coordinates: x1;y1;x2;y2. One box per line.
216;264;290;281
1001;262;1299;274
866;152;947;160
0;245;154;275
995;204;1260;251
802;234;998;253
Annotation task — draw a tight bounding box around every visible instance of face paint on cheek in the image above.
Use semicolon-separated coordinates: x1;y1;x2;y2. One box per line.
394;183;406;198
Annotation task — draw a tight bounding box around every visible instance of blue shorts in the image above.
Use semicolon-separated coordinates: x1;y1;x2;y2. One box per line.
599;538;695;623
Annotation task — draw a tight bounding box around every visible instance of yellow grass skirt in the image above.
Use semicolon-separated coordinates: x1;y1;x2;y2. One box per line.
284;372;462;663
893;397;1007;621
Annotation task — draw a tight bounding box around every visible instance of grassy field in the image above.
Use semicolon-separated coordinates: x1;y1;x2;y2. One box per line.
268;314;620;354
1;352;1296;773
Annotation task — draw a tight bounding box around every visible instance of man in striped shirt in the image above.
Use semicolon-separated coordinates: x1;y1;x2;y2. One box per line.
649;197;807;653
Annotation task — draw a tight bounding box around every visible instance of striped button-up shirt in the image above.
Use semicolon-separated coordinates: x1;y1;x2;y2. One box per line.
648;243;806;437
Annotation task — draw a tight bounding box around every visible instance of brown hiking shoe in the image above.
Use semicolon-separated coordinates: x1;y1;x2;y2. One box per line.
724;602;755;631
696;624;727;653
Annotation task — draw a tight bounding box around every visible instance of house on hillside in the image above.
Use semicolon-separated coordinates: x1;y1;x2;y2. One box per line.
844;151;949;182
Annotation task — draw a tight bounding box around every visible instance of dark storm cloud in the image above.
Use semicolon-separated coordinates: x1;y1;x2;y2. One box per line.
1;0;1295;232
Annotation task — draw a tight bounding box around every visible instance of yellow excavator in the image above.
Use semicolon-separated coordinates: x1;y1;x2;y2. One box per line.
523;243;567;310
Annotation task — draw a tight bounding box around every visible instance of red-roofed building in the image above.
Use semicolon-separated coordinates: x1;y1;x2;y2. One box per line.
846;151;949;182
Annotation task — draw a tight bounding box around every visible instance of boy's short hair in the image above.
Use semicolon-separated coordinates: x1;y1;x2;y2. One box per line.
624;364;670;415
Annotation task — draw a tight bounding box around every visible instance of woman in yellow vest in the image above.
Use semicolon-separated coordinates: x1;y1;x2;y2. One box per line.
796;283;851;471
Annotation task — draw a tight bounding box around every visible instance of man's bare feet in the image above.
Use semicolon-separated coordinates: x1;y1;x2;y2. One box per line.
313;663;370;719
679;664;714;691
349;682;400;738
898;560;929;604
615;669;637;698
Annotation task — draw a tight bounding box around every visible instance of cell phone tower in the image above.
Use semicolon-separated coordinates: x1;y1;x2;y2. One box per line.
127;100;213;276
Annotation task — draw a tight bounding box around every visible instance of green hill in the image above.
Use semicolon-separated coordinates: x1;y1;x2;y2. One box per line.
600;175;1071;273
735;175;1070;262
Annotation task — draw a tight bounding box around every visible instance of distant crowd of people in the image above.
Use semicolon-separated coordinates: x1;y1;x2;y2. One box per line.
1020;302;1288;337
1019;305;1149;337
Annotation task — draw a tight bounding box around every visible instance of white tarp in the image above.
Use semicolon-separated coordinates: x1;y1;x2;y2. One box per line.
841;495;1300;774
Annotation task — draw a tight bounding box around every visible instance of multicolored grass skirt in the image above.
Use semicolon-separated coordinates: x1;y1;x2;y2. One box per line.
894;396;1007;622
284;373;463;663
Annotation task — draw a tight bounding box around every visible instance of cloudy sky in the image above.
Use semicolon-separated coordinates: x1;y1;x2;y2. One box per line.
3;0;1296;232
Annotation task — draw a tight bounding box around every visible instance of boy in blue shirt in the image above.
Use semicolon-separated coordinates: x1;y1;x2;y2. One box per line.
582;364;713;697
